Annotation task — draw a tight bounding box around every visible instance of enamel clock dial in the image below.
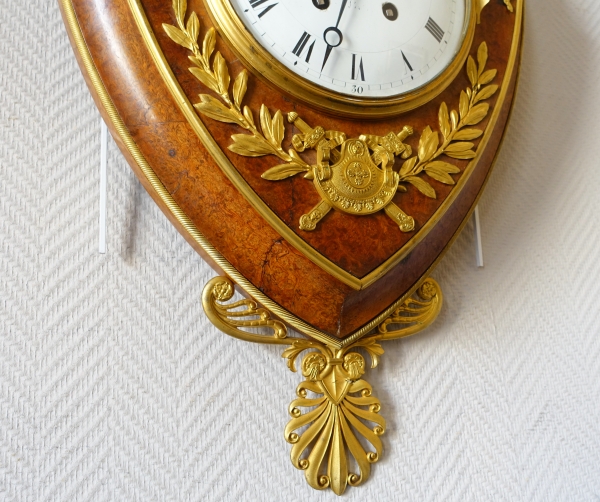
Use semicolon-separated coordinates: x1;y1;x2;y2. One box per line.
207;0;476;116
231;0;467;98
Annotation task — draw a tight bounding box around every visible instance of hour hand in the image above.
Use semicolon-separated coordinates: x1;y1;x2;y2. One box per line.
321;44;333;71
321;26;343;71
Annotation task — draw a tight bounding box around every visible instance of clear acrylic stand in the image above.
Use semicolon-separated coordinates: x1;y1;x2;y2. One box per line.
99;119;107;254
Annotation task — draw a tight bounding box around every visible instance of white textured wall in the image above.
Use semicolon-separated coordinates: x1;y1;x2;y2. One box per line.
1;0;599;500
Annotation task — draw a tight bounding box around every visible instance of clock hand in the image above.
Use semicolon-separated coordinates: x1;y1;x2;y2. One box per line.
321;0;348;71
321;27;342;70
321;44;334;71
334;0;348;29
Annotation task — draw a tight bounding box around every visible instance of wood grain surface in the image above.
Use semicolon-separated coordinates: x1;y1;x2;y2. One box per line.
62;0;520;339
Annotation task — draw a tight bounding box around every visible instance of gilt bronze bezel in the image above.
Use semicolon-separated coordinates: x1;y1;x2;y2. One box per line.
204;0;478;118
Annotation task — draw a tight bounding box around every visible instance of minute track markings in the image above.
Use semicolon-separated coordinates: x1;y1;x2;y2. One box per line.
232;0;467;98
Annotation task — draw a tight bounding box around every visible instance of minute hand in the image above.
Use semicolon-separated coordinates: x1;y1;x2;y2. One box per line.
335;0;348;28
321;0;348;71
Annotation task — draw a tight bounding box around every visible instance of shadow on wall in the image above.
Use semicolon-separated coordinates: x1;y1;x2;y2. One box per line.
121;168;143;265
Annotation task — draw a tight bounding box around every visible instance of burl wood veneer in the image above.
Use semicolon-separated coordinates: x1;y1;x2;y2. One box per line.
60;0;521;339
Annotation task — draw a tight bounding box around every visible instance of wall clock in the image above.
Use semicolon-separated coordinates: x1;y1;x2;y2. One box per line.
60;0;522;494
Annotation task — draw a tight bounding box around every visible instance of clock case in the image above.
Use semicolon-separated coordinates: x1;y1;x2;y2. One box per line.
59;0;521;345
60;0;522;494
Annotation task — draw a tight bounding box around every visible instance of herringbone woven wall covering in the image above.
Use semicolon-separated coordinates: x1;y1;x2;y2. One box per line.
1;0;599;500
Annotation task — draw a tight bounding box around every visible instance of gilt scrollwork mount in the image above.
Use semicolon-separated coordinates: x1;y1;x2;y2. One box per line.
202;275;443;495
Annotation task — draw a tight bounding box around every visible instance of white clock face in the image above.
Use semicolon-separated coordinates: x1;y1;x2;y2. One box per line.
230;0;469;98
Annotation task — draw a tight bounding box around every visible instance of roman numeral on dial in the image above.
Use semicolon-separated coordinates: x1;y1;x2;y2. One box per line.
425;17;444;43
401;51;413;72
249;0;278;18
351;54;365;81
292;32;315;63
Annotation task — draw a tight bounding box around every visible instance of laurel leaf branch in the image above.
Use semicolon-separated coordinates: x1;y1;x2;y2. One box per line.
162;2;295;163
164;11;499;196
399;42;498;199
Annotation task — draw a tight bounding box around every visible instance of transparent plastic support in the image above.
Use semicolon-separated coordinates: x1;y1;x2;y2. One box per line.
99;119;107;254
473;205;483;268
